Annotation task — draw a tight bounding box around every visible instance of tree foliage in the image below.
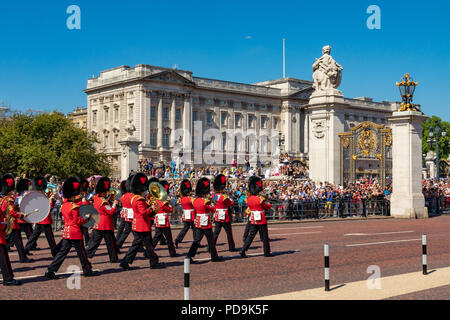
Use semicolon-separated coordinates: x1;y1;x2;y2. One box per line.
422;116;450;160
0;112;111;179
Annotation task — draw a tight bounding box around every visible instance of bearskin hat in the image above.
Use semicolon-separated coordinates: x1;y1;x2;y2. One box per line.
196;177;211;197
62;176;82;199
80;179;89;192
213;174;227;191
16;178;31;195
159;180;170;193
32;176;47;192
248;176;263;195
1;174;15;195
95;176;111;194
180;179;192;197
148;177;159;184
125;174;135;193
131;173;148;195
120;180;127;195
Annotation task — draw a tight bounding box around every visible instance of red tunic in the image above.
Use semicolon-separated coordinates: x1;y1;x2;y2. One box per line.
38;194;53;225
131;195;153;232
193;197;214;229
154;200;172;228
120;193;133;223
213;193;234;223
61;201;88;240
180;196;195;222
1;195;20;230
246;195;272;225
93;195;116;231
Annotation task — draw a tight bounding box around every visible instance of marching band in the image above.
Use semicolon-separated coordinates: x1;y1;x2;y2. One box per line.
0;171;273;286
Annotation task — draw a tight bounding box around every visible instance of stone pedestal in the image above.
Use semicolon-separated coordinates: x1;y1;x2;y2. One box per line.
388;111;428;219
307;92;349;184
119;138;142;181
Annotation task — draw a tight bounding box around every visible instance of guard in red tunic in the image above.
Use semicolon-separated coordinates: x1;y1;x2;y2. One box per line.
45;177;98;279
86;177;119;263
240;176;273;258
212;174;236;252
24;176;58;257
120;173;165;270
186;178;223;263
0;174;33;263
0;176;22;286
15;178;35;252
174;180;195;248
116;176;134;249
151;180;177;257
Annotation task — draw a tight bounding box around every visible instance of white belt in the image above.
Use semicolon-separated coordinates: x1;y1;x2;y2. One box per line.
183;209;194;220
251;211;263;221
156;213;167;225
217;209;227;220
198;214;209;226
124;208;134;219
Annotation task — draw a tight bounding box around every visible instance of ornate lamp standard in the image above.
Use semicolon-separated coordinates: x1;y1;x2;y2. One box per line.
396;73;419;112
427;128;447;179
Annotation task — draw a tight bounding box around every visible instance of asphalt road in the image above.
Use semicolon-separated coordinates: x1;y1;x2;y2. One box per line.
1;215;449;300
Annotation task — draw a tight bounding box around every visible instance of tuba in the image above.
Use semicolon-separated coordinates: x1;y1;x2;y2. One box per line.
147;182;168;213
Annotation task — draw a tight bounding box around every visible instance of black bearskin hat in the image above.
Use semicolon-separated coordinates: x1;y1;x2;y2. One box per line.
148;177;159;184
159;180;170;193
63;176;82;199
1;174;15;195
196;177;211;197
180;179;192;197
131;173;148;195
120;180;127;195
213;174;227;191
126;174;135;193
248;176;263;195
32;176;47;192
80;179;89;192
17;178;31;195
95;176;111;194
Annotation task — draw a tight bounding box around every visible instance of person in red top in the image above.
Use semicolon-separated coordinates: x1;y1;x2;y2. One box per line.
86;176;119;263
240;176;273;258
212;174;236;252
120;173;165;270
15;178;35;252
0;174;33;263
186;177;223;263
174;179;195;248
151;180;177;257
116;176;134;249
24;176;58;257
45;176;98;280
0;176;22;286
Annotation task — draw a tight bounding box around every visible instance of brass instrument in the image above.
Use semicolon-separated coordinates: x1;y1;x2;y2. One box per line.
109;187;120;202
3;204;14;236
46;185;58;198
147;182;168;213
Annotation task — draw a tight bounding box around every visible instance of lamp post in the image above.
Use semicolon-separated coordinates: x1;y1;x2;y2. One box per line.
427;128;447;179
396;73;419;112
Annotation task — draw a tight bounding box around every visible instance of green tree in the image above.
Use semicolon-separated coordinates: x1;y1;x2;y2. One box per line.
0;112;111;179
422;116;450;160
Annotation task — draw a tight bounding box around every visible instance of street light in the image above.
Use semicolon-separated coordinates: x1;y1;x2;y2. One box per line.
427;127;447;179
396;73;419;112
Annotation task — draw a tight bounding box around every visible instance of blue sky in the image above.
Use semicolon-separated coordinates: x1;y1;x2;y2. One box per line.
0;0;449;120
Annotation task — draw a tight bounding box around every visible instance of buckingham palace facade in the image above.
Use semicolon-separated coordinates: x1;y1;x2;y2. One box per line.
84;63;399;180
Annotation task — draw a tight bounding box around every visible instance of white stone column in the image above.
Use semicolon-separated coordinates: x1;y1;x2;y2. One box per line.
157;92;163;150
388;111;428;219
170;94;176;148
304;111;309;154
183;93;192;164
119;138;142;181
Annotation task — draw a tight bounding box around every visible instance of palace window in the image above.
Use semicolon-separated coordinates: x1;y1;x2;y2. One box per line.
92;111;97;125
261;116;267;129
114;107;119;122
176;108;181;121
235;114;241;128
273;117;279;129
221;112;227;126
104;135;109;148
163;133;170;148
128;104;134;121
151;106;156;120
114;134;119;148
248;115;255;128
150;132;157;147
104;109;109;123
163;107;169;121
193;110;198;121
206;111;214;125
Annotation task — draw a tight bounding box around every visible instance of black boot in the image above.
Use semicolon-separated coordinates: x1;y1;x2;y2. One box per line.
45;271;60;280
3;279;22;286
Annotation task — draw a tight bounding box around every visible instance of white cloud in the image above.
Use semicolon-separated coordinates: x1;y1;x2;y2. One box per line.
244;35;252;39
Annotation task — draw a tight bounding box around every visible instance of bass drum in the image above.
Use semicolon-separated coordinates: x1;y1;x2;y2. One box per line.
19;191;51;224
79;205;100;229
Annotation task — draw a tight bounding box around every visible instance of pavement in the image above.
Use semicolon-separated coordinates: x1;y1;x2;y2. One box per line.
1;214;449;300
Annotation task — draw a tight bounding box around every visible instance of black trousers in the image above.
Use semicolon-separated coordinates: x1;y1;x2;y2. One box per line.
116;217;126;240
152;227;176;257
242;224;271;256
243;219;263;242
86;229;118;262
116;221;132;249
123;231;159;266
19;223;33;243
213;221;236;251
48;239;92;274
187;228;218;259
81;227;90;244
25;224;57;256
0;244;15;282
175;221;195;244
7;229;28;262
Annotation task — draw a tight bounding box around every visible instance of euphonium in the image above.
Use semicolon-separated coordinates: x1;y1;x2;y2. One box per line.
147;182;168;213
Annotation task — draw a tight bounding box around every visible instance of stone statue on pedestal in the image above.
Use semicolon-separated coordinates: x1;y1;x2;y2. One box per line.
312;45;343;95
